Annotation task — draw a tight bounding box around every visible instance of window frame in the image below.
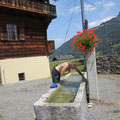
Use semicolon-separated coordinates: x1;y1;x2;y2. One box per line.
6;24;18;41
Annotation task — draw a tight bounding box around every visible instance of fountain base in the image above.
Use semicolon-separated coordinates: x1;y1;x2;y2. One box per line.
34;73;87;120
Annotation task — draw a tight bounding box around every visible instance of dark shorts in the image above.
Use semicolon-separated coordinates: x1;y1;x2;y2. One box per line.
52;67;60;83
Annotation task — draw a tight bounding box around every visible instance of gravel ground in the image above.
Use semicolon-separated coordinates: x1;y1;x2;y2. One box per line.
0;78;52;120
86;74;120;120
0;74;120;120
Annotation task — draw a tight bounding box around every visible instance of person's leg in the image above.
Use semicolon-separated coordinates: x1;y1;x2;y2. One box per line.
52;68;56;83
54;74;60;83
52;68;60;83
58;74;60;83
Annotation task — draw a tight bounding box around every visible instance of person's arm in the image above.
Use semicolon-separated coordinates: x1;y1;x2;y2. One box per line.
60;65;70;75
61;71;70;75
74;67;87;81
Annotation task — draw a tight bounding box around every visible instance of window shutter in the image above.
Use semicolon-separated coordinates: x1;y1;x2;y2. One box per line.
19;25;25;41
1;24;8;41
0;25;1;41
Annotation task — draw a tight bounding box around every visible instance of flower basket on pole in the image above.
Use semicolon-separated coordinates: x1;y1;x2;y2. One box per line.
70;28;102;54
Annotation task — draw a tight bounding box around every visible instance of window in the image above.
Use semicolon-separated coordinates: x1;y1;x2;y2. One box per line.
18;73;25;81
6;24;18;40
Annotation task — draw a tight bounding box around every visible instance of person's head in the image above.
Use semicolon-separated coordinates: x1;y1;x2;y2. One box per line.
68;62;77;69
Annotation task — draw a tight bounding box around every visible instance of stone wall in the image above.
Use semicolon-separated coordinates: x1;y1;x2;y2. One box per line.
96;54;120;74
80;54;120;74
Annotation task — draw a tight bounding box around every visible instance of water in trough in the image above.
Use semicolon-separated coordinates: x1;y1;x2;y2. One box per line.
46;75;83;103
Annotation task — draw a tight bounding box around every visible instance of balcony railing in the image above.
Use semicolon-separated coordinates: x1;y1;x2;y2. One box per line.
0;0;56;17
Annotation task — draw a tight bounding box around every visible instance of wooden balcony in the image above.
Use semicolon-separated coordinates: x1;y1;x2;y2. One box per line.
0;0;56;18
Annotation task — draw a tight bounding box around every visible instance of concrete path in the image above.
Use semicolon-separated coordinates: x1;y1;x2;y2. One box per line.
0;74;120;120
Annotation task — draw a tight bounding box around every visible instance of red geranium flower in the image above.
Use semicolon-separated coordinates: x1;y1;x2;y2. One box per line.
70;28;102;54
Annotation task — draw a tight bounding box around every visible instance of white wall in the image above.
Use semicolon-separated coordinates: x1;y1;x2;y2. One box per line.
0;56;51;85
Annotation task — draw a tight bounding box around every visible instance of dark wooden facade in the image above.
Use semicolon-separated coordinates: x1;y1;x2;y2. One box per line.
0;0;56;17
47;40;55;54
0;0;56;59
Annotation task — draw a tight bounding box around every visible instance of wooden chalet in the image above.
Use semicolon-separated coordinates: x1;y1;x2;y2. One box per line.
0;0;56;85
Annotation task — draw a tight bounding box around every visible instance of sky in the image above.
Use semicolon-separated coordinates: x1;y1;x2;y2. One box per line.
47;0;120;49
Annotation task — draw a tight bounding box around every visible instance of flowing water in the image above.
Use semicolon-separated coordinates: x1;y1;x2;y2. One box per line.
46;75;83;103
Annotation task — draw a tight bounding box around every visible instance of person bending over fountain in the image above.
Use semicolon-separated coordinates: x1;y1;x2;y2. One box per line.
50;62;87;88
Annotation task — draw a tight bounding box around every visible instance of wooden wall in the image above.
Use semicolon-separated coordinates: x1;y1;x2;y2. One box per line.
47;40;55;55
0;11;54;59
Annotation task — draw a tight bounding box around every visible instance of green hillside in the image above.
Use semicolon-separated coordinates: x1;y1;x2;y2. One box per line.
50;38;83;59
50;12;120;59
95;12;120;54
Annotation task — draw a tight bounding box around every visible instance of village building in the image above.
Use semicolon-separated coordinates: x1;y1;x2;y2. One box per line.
52;55;75;61
0;0;56;85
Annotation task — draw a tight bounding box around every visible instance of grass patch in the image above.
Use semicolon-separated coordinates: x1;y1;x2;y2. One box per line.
112;43;120;48
96;51;101;56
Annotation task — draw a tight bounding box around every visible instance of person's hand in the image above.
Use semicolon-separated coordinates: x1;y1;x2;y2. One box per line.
73;66;77;69
74;65;77;69
83;78;87;82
